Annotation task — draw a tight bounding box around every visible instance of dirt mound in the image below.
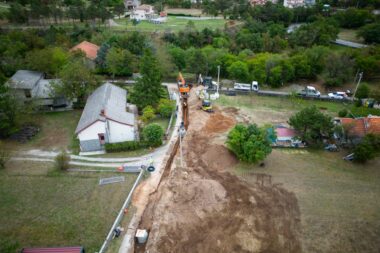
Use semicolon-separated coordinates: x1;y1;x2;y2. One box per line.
139;87;301;253
204;112;236;134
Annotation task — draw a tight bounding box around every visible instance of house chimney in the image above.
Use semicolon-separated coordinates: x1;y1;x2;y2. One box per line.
100;109;105;116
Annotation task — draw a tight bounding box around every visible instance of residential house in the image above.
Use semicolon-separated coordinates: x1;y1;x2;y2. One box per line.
75;83;138;152
335;116;380;144
7;70;69;109
124;0;141;10
273;125;304;147
70;41;100;68
130;4;154;21
249;0;277;6
284;0;315;8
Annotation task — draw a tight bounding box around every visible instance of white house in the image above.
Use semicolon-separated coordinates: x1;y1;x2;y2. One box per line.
130;4;154;21
284;0;315;8
75;83;137;152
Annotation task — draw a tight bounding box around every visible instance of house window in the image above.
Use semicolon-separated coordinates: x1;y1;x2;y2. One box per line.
98;133;105;145
24;89;31;98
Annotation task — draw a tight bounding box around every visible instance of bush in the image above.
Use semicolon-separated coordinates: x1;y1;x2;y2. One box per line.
143;124;164;147
355;83;370;99
338;109;348;117
158;98;175;118
324;77;342;87
350;106;380;117
105;141;148;153
141;105;155;123
54;150;70;171
0;143;9;170
353;134;380;163
226;124;272;164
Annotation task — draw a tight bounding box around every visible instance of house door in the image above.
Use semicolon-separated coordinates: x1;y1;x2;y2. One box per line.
98;133;105;145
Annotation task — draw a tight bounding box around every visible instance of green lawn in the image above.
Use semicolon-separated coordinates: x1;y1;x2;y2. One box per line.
0;161;138;253
216;94;380;252
338;28;364;44
235;149;380;253
216;94;348;116
113;16;227;32
5;110;82;153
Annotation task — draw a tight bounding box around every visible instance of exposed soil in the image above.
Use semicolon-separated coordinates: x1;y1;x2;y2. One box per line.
138;87;302;253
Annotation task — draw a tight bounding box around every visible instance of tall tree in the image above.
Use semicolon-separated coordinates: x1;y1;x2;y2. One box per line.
55;59;100;105
0;81;20;138
226;124;273;164
289;106;334;146
130;49;163;110
106;47;134;78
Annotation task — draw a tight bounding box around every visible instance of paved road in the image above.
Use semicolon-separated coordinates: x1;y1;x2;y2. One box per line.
334;39;368;49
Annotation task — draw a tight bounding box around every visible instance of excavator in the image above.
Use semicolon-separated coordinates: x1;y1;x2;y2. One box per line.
201;99;213;112
177;72;190;98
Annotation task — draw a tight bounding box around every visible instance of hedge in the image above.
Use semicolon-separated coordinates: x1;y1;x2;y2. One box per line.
105;141;148;153
350;106;380;117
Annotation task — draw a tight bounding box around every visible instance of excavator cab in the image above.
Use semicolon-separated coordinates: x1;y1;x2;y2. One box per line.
201;100;213;113
177;72;190;98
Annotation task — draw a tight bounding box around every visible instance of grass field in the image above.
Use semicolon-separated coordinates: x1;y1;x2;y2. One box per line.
5;110;82;153
235;149;380;253
338;29;364;44
216;94;380;252
113;16;227;32
0;161;138;253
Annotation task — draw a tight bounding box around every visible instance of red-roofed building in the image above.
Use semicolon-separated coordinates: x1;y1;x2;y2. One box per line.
335;116;380;143
70;41;99;61
273;125;304;147
21;246;84;253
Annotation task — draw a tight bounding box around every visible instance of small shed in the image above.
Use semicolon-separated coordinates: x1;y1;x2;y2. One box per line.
21;246;85;253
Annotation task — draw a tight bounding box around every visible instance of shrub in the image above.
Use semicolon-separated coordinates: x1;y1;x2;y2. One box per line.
141;105;155;123
105;141;148;153
338;109;348;117
226;124;272;164
158;98;175;118
350;106;380;117
356;83;370;99
143;124;164;147
0;142;9;170
324;77;342;87
353;134;380;163
54;150;70;171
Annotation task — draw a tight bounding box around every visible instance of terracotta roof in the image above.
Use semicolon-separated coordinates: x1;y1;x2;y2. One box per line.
339;116;380;137
276;127;296;138
70;41;99;60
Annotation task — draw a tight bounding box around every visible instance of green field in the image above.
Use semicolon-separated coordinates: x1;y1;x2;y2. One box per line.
216;94;380;252
0;161;138;253
113;16;227;32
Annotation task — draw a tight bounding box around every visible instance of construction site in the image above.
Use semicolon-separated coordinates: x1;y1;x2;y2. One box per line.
131;77;303;252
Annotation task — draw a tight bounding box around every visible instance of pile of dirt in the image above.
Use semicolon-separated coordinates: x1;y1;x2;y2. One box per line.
139;88;302;253
204;112;236;134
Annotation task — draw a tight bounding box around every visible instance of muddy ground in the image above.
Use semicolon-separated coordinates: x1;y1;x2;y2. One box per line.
137;87;302;253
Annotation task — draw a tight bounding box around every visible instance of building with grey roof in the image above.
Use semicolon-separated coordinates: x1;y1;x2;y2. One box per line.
75;82;137;152
7;70;70;109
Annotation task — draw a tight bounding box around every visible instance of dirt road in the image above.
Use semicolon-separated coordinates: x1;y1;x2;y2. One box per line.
138;87;302;253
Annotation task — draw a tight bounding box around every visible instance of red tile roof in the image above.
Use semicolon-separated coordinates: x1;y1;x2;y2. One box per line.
276;127;296;138
339;116;380;137
70;41;99;60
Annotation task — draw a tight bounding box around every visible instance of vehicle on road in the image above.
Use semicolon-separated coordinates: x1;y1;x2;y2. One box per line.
233;81;259;91
298;86;321;97
328;92;348;99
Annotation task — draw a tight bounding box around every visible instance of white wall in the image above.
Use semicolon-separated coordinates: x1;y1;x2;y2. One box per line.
78;121;105;141
108;120;135;143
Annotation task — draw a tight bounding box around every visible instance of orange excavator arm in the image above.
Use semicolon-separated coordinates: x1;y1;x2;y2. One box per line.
178;72;185;86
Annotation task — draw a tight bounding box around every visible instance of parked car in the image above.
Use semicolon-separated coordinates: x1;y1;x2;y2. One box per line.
343;153;354;161
328;92;348;99
297;86;321;97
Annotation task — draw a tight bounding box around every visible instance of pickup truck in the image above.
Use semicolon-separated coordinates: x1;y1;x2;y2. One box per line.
297;86;321;97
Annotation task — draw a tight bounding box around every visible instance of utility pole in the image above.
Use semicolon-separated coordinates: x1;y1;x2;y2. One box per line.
353;72;363;99
217;65;220;94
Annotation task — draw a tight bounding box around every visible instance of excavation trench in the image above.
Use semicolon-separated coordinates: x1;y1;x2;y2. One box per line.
135;87;302;253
